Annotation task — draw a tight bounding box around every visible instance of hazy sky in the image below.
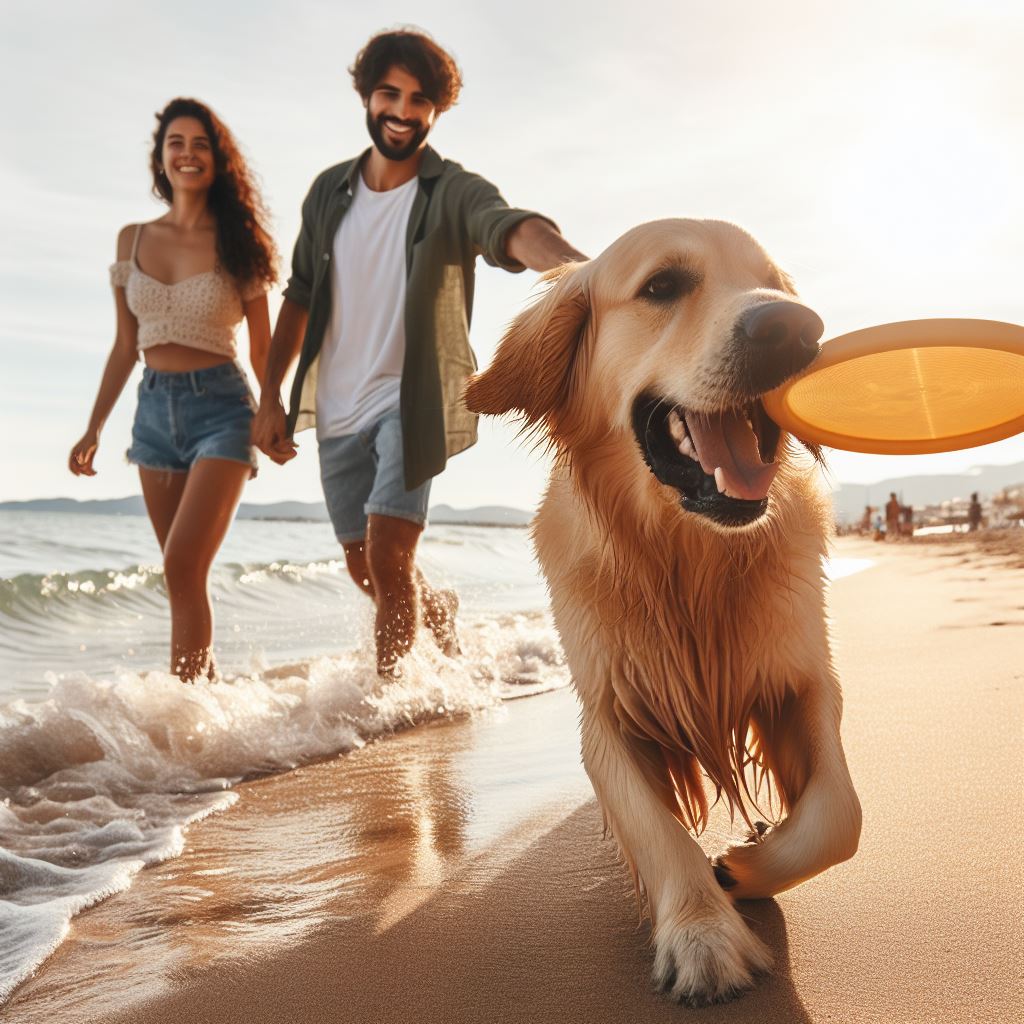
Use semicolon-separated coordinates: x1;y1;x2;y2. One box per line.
2;0;1022;508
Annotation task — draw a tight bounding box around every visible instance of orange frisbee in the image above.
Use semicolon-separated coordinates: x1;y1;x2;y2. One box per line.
762;318;1024;454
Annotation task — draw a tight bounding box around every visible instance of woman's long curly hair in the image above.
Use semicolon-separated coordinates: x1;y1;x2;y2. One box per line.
150;98;277;289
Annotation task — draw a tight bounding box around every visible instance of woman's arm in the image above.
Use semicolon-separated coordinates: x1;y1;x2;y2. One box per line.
243;292;271;388
69;227;140;476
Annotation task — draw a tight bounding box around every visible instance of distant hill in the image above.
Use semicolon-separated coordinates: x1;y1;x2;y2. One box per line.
429;504;532;526
0;496;150;516
0;496;532;527
237;500;330;522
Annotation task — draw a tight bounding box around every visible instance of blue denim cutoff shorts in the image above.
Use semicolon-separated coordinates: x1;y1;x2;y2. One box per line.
127;362;257;474
318;406;431;543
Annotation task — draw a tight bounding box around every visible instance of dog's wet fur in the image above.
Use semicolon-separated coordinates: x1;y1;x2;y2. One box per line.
466;219;861;1006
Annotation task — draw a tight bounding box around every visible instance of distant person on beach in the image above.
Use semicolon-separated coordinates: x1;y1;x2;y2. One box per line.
859;505;873;536
968;492;983;532
69;98;277;682
900;504;914;539
885;492;901;541
251;29;585;677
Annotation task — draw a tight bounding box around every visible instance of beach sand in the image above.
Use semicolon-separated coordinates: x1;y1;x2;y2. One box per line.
6;532;1023;1023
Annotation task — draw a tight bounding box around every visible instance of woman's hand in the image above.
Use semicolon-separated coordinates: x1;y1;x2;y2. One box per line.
69;431;100;476
251;397;298;464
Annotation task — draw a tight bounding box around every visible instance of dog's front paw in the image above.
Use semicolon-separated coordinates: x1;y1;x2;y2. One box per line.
712;821;772;899
651;905;772;1006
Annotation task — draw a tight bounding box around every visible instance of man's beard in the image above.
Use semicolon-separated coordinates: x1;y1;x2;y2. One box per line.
366;110;430;161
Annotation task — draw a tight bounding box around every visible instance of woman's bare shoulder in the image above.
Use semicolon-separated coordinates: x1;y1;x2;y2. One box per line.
116;219;167;261
115;224;137;262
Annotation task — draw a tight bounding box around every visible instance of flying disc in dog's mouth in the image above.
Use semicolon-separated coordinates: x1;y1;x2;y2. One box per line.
631;393;782;527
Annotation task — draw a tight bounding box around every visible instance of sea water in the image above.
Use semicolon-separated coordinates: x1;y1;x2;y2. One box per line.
0;509;869;1003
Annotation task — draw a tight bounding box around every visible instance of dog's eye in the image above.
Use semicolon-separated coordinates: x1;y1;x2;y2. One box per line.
638;267;699;304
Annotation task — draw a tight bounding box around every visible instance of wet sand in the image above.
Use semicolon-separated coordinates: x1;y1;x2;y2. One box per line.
6;532;1024;1023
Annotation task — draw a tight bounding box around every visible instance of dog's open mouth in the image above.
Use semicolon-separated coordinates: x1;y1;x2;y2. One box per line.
631;393;782;527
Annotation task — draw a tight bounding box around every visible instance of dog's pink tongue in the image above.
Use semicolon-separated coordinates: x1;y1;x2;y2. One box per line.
684;410;778;501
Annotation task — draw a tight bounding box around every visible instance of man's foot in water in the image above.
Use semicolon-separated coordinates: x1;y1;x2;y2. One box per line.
423;586;462;657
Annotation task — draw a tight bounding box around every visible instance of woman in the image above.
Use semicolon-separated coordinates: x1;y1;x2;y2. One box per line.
69;97;277;681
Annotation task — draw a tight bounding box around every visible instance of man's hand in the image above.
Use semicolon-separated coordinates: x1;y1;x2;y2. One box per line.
505;217;588;273
253;297;308;464
251;397;298;464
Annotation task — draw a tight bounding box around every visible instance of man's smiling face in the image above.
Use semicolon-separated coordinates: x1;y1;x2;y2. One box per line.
365;64;436;161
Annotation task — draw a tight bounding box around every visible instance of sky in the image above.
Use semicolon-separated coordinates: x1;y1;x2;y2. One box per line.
1;0;1022;509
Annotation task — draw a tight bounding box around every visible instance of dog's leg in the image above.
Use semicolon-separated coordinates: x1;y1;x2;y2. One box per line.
581;708;772;1006
713;677;861;900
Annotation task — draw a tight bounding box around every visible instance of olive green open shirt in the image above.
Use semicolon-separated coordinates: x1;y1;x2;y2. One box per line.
283;145;552;490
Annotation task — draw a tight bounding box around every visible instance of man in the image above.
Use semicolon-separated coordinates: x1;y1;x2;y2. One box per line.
252;29;585;677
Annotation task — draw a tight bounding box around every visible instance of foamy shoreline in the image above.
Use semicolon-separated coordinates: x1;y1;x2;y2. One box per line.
0;612;569;1008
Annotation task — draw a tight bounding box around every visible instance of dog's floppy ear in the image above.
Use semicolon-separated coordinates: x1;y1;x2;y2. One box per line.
465;261;590;425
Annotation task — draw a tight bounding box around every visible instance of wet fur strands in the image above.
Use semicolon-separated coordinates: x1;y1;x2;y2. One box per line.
466;219;861;1006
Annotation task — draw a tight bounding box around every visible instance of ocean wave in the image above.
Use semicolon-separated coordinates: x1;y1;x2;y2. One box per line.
0;611;569;1003
0;558;347;608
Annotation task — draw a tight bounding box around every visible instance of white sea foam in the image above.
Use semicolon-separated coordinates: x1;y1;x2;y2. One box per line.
824;556;874;581
0;612;569;1003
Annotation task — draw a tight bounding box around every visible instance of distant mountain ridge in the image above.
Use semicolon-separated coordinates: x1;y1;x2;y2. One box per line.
4;460;1022;526
0;496;532;527
428;504;532;526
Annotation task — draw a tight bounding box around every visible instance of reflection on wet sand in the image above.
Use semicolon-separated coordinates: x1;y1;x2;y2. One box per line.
7;687;592;1022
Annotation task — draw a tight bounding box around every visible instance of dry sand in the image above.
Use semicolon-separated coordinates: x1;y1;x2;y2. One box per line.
6;532;1024;1023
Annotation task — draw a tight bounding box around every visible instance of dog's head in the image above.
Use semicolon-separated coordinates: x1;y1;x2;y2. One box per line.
465;219;824;530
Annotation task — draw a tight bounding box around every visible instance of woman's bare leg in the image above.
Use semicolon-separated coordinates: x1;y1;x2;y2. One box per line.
145;459;250;681
139;467;188;549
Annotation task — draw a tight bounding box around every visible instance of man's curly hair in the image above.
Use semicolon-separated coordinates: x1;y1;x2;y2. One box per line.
350;29;463;113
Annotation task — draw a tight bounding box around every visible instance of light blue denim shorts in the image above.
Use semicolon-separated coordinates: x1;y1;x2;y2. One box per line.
127;362;257;474
318;407;431;543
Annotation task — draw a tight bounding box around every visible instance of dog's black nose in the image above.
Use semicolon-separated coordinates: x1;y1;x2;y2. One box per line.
736;301;824;392
740;301;824;352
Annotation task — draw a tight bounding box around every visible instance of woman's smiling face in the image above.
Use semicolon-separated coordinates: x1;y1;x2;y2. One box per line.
161;116;216;193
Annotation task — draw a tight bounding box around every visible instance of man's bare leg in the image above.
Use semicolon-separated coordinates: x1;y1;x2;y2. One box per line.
342;541;375;599
343;539;457;654
361;514;459;676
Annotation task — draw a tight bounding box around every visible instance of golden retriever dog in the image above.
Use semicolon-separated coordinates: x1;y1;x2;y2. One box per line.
464;220;861;1006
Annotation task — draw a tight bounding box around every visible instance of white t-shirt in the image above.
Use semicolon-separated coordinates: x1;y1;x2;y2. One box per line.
315;174;419;440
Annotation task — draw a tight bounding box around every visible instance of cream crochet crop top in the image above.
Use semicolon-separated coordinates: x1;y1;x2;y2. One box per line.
109;224;266;357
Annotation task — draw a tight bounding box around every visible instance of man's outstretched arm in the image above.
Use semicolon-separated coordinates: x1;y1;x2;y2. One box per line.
251;298;308;464
505;216;587;272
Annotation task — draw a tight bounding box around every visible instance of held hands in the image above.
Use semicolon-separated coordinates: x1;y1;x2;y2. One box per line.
68;431;99;476
251;397;298;465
